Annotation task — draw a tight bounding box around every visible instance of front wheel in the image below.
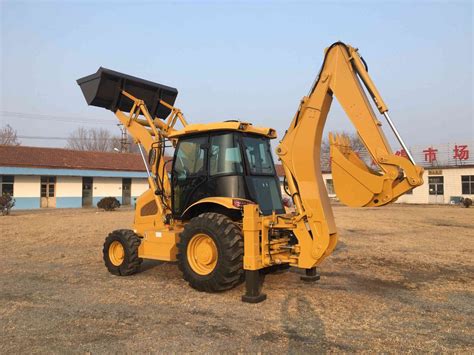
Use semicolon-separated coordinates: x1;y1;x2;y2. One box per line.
177;213;244;292
103;229;142;276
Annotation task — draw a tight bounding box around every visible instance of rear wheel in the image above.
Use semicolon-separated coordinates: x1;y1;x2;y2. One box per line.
177;213;244;292
103;229;142;276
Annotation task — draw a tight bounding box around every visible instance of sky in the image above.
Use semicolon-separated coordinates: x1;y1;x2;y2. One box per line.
1;0;473;150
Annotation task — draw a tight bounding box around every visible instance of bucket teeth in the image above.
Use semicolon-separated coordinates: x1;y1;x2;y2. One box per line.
329;133;352;155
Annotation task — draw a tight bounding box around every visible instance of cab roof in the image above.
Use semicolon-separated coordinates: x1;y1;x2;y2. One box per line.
167;121;277;139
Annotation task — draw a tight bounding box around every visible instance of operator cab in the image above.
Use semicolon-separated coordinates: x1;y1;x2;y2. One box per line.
171;128;284;218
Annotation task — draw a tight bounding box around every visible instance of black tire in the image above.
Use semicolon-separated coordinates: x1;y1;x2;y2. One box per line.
177;212;244;292
103;229;142;276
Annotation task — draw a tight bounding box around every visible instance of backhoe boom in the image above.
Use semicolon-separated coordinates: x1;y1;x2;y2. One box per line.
272;41;424;268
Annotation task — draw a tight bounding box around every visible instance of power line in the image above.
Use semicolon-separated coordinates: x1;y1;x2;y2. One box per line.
17;135;117;141
0;110;115;126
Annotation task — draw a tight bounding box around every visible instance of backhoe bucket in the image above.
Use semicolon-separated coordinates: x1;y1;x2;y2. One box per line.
329;133;386;207
77;67;178;119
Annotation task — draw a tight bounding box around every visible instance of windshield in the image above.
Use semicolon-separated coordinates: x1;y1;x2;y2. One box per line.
242;136;275;175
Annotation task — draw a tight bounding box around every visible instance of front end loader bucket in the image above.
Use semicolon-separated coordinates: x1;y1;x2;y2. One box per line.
77;67;178;119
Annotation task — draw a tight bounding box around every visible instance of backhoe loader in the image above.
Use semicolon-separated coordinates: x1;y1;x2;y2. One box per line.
77;42;423;302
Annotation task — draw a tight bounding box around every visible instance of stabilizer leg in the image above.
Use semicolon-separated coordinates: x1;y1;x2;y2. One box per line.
300;267;320;282
242;270;267;303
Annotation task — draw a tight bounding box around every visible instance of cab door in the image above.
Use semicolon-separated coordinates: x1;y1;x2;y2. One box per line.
171;135;208;215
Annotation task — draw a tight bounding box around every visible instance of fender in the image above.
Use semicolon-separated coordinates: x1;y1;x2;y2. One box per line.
181;197;253;219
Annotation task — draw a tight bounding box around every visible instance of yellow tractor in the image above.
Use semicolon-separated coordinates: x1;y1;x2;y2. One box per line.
77;42;423;302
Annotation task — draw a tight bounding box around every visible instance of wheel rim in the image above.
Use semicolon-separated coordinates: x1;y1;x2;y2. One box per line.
109;241;125;266
187;233;218;275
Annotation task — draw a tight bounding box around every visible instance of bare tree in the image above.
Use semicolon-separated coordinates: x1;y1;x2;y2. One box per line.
0;124;20;146
321;131;367;155
66;126;140;153
128;138;140;154
109;135;140;153
66;127;114;152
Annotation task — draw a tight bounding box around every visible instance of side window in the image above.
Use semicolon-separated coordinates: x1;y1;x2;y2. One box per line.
461;175;474;195
243;136;275;175
1;175;14;195
209;134;243;176
174;137;207;181
428;176;444;195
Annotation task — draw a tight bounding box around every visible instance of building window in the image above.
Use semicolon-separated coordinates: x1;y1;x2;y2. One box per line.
326;179;335;195
0;175;14;195
461;175;474;195
428;176;444;195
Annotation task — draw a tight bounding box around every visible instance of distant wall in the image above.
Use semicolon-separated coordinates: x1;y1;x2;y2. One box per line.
56;176;82;208
13;175;40;209
7;173;148;210
131;178;150;205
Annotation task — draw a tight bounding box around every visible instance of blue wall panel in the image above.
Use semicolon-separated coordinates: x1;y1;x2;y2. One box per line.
12;196;139;210
13;197;40;209
56;197;82;208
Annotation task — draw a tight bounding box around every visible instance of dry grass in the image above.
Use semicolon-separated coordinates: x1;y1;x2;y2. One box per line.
1;204;473;353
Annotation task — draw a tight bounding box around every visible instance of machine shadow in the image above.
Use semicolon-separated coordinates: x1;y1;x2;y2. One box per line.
140;259;167;272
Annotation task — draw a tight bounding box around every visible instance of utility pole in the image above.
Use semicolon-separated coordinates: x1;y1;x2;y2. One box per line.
117;124;129;153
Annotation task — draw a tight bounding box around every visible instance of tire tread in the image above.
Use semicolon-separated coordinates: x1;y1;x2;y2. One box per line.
177;212;244;292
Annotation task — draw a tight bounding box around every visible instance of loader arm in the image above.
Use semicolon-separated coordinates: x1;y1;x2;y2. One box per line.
275;42;424;266
114;92;188;224
77;67;186;225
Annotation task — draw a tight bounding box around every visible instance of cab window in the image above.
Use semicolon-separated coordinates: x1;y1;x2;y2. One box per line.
242;136;275;175
173;136;207;181
209;133;243;176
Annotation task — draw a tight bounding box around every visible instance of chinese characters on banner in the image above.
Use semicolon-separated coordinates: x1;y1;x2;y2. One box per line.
324;142;473;171
416;143;472;167
423;147;438;163
453;144;469;161
395;149;408;158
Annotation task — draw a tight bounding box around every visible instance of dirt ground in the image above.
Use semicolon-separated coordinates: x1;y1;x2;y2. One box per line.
1;204;473;353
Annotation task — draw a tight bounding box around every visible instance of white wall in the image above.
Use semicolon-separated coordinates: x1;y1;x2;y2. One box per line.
396;170;430;204
131;178;149;197
443;167;474;203
56;176;82;197
93;177;122;197
13;175;40;197
322;173;335;197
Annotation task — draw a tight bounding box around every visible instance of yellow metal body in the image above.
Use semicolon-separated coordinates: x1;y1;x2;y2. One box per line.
168;121;276;139
114;91;265;262
243;42;424;270
110;42;423;273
